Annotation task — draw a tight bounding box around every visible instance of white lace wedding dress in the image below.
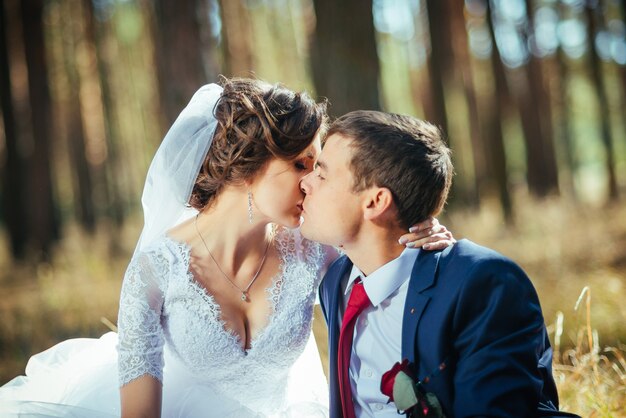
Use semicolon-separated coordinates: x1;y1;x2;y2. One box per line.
0;227;331;417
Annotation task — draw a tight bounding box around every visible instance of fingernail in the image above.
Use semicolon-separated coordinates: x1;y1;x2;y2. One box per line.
423;244;431;250
409;226;419;233
406;242;416;248
398;237;408;245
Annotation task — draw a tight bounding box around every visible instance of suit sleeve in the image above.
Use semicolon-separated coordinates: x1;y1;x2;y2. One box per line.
450;258;546;417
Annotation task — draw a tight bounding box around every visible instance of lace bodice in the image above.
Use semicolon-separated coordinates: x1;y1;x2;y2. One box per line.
117;226;328;413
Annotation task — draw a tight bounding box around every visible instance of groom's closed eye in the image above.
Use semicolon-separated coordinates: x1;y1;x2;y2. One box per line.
313;163;326;180
314;160;328;171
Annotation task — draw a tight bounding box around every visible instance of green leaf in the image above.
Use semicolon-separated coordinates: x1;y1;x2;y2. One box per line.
392;371;419;410
424;392;445;417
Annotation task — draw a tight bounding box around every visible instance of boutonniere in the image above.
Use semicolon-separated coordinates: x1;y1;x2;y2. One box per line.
380;359;445;417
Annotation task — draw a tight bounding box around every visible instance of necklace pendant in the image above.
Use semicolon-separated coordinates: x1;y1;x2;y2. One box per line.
241;292;248;302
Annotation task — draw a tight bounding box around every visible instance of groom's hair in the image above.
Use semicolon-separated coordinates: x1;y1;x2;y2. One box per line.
327;111;453;229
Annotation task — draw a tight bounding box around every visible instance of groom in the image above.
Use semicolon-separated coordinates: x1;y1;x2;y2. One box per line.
299;111;575;417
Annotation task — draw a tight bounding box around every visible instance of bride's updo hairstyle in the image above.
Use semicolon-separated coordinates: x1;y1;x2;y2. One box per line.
190;77;327;210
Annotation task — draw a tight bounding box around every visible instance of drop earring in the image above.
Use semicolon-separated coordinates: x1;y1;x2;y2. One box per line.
248;191;254;224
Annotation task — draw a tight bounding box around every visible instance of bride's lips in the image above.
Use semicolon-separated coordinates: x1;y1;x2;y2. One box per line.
296;203;304;212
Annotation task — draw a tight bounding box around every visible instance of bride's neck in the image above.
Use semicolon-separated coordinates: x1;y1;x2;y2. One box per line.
189;187;272;263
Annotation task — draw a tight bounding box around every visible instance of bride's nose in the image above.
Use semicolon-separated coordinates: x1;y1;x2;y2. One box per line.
300;173;311;194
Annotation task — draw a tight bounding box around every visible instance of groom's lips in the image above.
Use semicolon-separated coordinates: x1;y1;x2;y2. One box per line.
296;203;304;212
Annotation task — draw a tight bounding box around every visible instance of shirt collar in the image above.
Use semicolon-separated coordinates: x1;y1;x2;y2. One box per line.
345;248;419;306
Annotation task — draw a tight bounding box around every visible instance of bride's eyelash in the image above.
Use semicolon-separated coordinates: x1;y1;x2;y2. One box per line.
295;161;307;171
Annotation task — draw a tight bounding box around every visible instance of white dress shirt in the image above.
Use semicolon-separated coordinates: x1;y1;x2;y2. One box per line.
341;248;419;418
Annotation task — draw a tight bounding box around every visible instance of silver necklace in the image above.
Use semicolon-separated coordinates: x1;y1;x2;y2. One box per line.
194;214;270;302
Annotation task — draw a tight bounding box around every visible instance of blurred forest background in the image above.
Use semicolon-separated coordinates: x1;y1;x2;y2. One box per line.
1;0;625;415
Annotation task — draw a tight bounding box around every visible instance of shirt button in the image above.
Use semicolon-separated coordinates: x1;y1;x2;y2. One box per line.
365;369;373;378
375;403;384;411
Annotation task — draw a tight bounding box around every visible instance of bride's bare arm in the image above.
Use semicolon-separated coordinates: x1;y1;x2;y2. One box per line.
120;376;162;418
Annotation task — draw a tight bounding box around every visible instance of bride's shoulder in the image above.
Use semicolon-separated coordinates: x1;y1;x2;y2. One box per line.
130;235;190;272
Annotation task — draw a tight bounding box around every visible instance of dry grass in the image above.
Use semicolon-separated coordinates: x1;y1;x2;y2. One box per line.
0;220;138;382
550;287;626;416
1;199;625;416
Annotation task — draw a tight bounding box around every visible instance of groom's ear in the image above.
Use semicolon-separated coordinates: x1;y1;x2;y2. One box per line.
363;187;395;221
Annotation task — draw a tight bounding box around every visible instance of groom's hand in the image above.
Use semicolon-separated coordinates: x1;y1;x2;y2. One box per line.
398;217;455;250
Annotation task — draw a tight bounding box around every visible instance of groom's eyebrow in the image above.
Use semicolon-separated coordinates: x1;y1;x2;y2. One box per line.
315;160;327;171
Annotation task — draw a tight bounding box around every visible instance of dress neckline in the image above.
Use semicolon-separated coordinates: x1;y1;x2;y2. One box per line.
162;229;288;355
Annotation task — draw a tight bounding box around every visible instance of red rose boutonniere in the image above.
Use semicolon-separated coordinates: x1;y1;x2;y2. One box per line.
380;359;445;417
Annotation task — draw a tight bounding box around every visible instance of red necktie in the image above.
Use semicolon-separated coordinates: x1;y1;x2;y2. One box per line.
338;279;371;418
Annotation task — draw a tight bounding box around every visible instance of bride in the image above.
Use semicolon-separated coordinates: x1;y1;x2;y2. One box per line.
0;78;454;417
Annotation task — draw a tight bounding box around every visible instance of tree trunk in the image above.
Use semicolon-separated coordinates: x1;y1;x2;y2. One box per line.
150;0;216;125
449;0;483;207
424;0;450;135
486;0;513;222
585;1;618;200
426;0;482;208
555;2;577;200
311;0;380;116
82;0;125;226
521;0;560;197
617;0;626;165
218;0;254;78
0;0;27;259
20;0;59;256
61;0;95;233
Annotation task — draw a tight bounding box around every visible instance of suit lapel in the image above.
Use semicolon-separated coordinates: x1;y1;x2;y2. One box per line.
327;256;353;338
401;249;441;363
323;256;353;418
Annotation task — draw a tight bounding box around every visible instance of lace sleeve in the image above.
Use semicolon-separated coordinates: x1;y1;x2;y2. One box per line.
117;248;169;387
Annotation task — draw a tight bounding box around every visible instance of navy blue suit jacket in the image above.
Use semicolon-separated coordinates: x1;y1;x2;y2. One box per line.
319;239;573;418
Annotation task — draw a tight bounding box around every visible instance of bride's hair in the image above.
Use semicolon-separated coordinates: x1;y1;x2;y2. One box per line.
189;77;327;210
